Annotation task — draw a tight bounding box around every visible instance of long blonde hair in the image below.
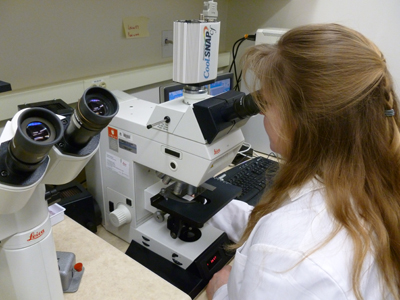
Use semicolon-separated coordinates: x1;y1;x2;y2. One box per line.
240;23;400;299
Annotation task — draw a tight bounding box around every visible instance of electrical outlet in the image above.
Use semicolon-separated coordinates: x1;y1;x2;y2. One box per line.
162;30;173;58
83;77;109;90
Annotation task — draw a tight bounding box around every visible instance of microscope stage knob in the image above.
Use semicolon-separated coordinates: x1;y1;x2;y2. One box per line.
109;204;132;227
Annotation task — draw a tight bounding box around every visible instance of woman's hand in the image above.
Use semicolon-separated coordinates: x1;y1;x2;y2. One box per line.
206;265;232;300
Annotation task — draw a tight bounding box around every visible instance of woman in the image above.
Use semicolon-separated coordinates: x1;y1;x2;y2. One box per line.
206;23;400;300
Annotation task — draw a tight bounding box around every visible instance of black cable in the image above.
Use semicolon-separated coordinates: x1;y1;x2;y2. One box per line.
228;34;256;92
45;189;59;201
232;39;246;90
229;38;245;73
229;38;244;90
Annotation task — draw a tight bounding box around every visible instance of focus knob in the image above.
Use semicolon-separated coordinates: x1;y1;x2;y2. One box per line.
154;211;166;223
109;204;132;227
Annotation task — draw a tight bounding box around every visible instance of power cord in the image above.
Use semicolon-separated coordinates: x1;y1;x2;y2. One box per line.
237;141;252;156
229;34;256;91
45;185;61;205
230;142;254;166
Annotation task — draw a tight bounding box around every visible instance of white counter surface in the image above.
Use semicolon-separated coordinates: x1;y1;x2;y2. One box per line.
53;216;192;300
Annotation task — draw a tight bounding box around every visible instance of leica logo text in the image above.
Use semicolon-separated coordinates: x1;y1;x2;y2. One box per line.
27;229;45;241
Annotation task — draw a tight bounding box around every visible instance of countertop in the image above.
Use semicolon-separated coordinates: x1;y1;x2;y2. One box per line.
52;216;192;300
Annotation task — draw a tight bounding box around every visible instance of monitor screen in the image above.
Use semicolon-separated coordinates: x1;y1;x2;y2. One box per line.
160;72;234;102
168;89;184;101
208;74;233;96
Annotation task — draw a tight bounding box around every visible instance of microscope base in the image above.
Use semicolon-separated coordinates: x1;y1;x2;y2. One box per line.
0;217;63;300
125;232;233;299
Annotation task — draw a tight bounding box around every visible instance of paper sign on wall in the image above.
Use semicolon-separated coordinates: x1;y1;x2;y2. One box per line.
123;16;149;39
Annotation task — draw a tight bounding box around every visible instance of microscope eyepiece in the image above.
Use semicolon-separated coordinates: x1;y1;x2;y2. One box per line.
87;98;107;116
193;90;260;144
64;87;119;149
221;92;260;122
25;121;51;141
232;93;260;119
7;107;64;173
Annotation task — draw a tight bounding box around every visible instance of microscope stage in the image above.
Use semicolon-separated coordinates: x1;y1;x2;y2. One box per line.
151;178;241;228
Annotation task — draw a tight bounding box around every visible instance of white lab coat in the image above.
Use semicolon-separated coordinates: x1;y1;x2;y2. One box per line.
208;179;392;300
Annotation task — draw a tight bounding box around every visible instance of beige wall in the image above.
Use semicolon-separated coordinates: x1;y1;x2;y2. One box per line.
225;0;291;47
2;0;399;94
0;0;229;91
226;0;400;94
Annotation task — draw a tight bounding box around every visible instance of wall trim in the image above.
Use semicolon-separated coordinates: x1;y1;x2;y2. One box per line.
0;52;230;121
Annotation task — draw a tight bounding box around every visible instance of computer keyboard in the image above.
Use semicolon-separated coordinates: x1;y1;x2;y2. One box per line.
215;156;279;206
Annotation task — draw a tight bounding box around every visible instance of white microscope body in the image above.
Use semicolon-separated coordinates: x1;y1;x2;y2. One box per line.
87;89;250;269
86;1;258;296
0;87;119;300
86;3;260;297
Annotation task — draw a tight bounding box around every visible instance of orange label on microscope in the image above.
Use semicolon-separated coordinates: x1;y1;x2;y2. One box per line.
108;127;118;139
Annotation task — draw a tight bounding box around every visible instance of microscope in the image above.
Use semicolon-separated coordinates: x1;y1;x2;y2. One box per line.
0;87;119;299
85;1;259;298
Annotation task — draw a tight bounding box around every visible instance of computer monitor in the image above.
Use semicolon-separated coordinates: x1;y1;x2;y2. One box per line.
159;72;234;102
208;72;233;96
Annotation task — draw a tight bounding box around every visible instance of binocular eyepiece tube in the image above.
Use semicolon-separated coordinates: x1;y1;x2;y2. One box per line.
222;92;260;122
233;93;260;119
64;87;119;149
7;107;64;173
5;86;119;175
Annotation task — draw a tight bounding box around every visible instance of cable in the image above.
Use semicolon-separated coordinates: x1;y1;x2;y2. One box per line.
229;37;245;90
237;142;252;155
45;188;59;201
45;185;61;206
228;34;256;91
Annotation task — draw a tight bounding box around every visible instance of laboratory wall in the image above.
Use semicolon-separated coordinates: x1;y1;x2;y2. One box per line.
3;0;399;93
226;0;400;95
0;0;229;92
1;0;400;115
